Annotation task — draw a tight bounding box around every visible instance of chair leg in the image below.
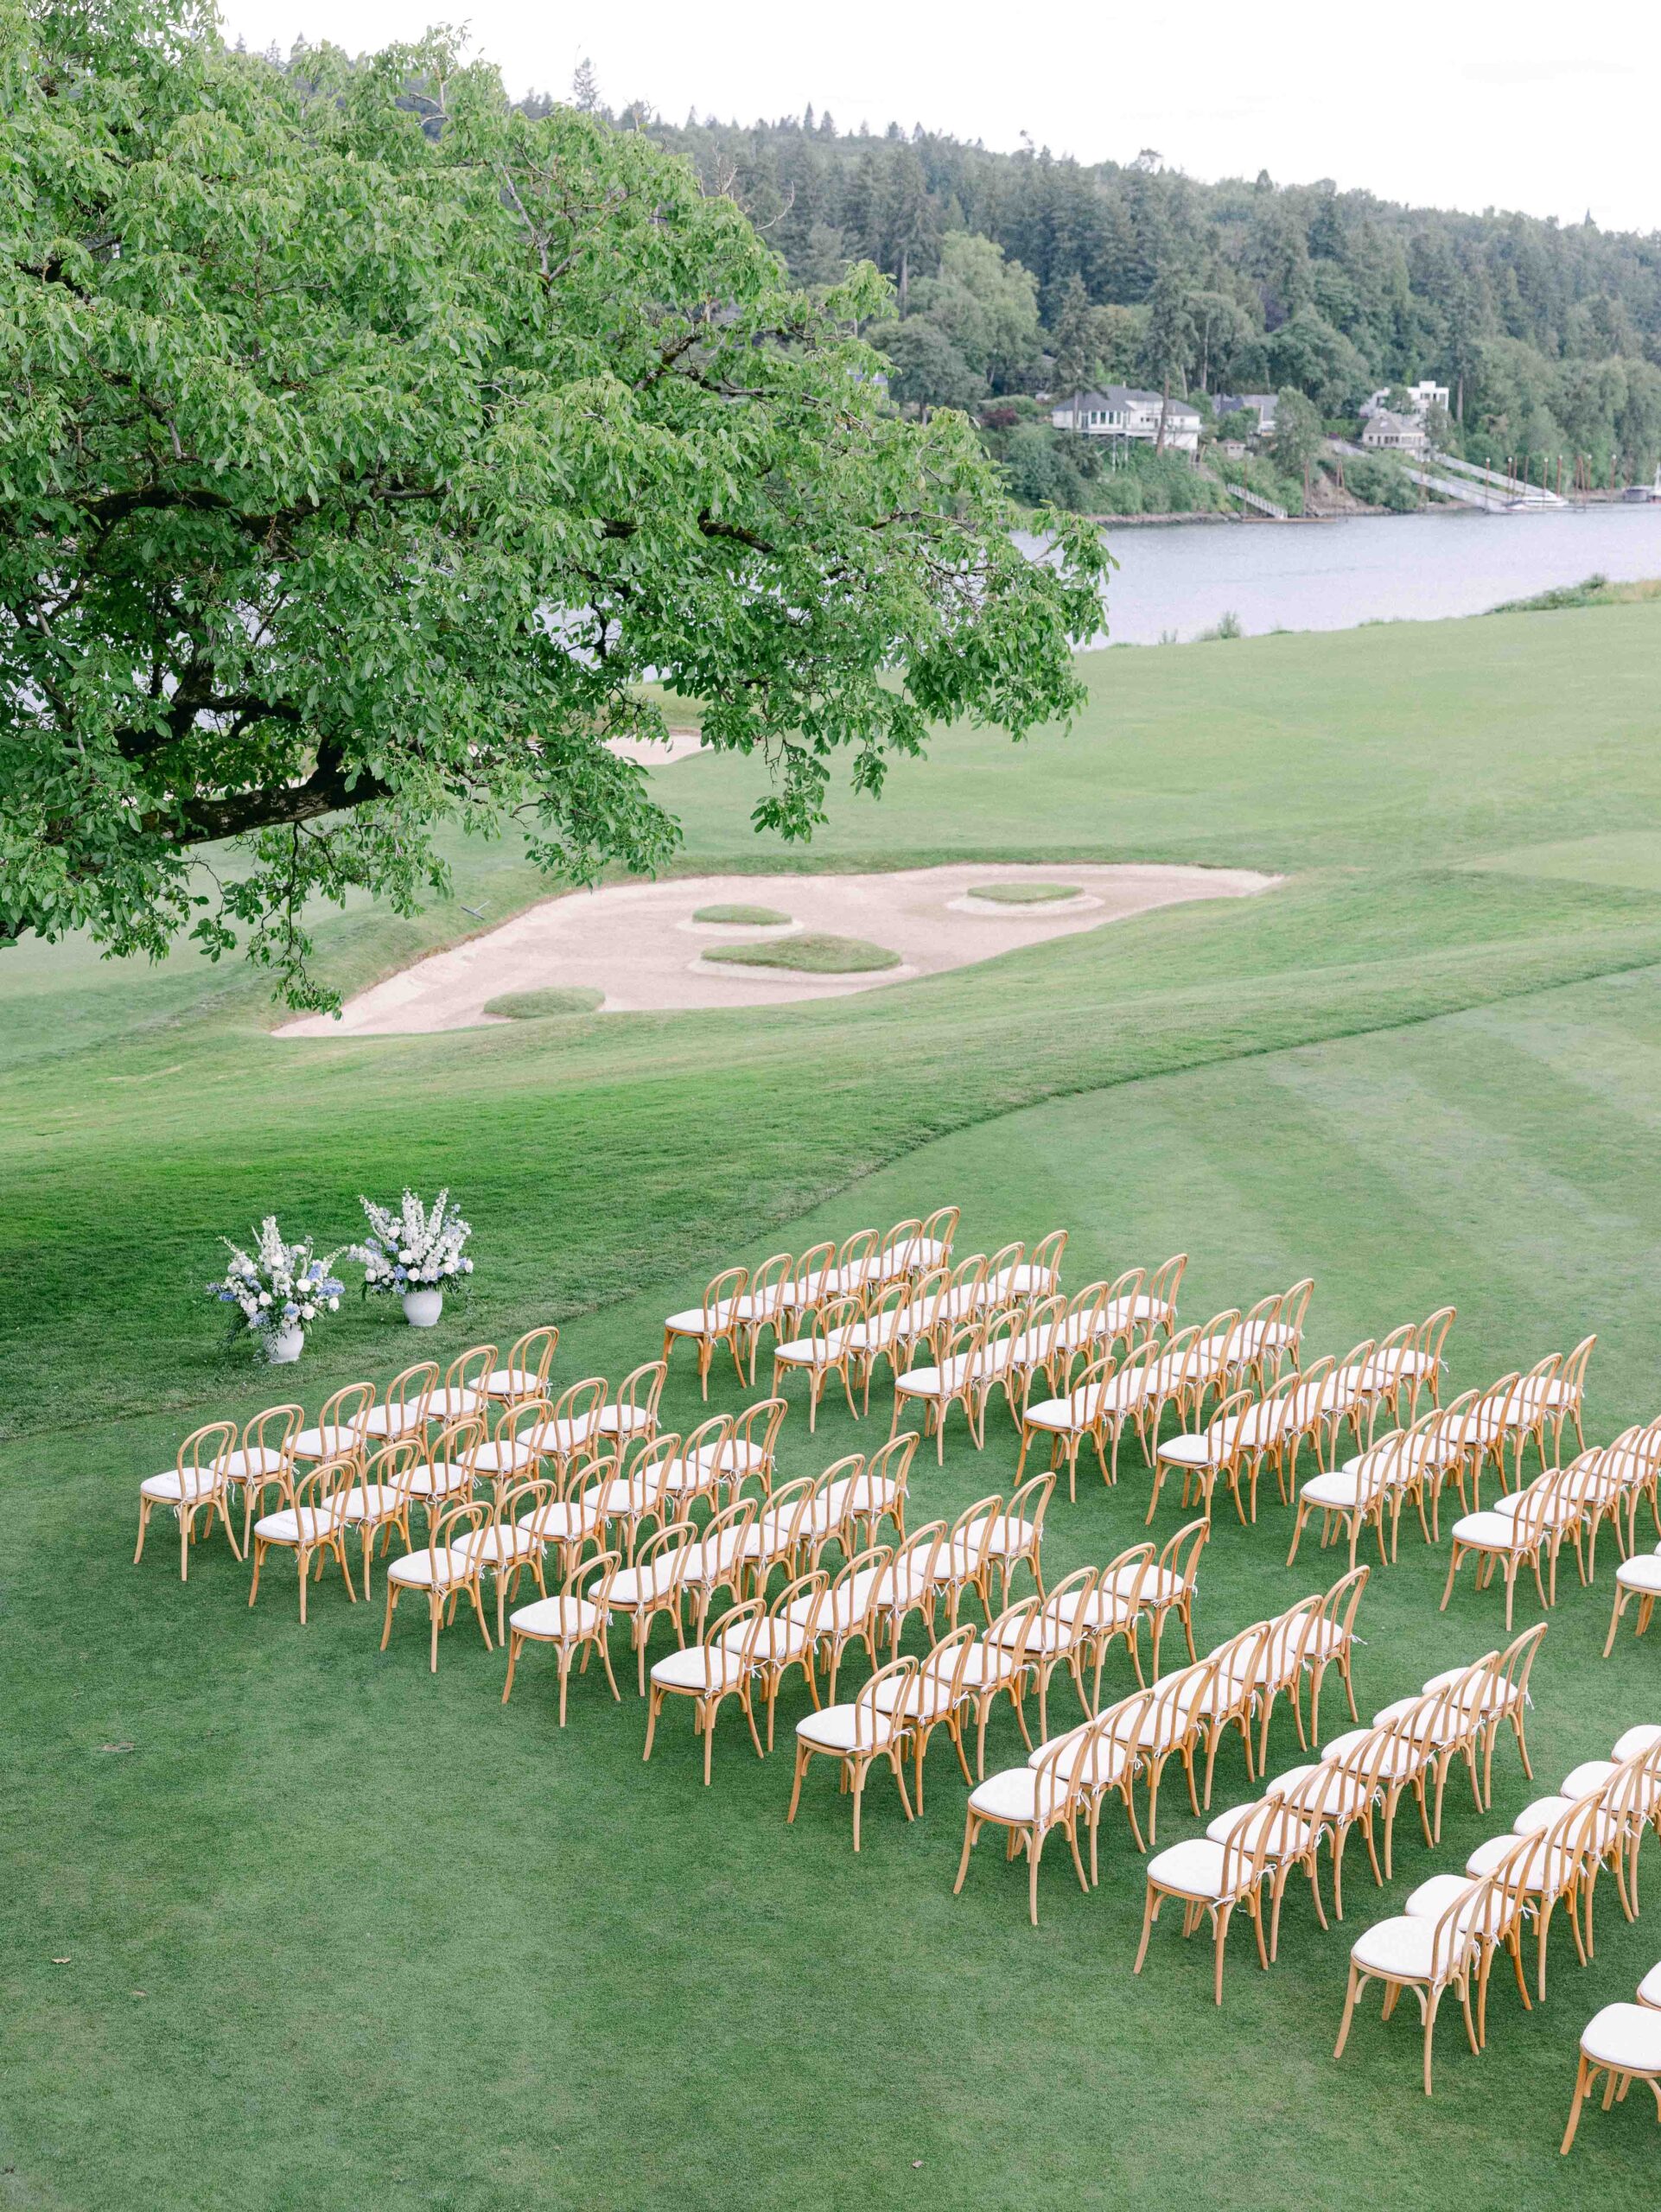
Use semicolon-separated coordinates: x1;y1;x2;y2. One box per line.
1133;1884;1159;1974
1561;2054;1593;2154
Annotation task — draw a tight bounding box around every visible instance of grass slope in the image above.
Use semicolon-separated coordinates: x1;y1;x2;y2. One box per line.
5;600;1661;2209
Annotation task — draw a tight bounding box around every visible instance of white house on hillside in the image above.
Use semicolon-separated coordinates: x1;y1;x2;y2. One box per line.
1360;378;1449;423
1050;386;1201;453
1360;408;1428;455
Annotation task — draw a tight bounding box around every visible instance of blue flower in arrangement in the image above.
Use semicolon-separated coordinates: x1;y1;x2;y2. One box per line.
349;1188;474;1300
208;1216;347;1362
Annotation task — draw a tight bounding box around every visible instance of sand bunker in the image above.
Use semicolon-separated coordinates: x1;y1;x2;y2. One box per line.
607;728;707;767
277;862;1276;1037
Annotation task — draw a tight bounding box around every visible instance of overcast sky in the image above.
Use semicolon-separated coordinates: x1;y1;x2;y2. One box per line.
219;0;1661;234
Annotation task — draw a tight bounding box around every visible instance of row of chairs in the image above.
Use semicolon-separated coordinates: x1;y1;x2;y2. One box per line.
1131;1632;1543;2010
1023;1305;1454;1510
774;1523;1216;1849
132;1326;563;1578
765;1236;1084;1436
1338;1720;1661;2096
950;1569;1369;1927
1174;1335;1594;1558
661;1209;964;1394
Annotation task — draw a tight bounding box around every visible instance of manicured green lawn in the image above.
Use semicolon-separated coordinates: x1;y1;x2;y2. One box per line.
5;601;1661;2209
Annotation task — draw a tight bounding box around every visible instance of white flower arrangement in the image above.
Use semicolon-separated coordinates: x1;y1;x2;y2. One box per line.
350;1187;474;1297
208;1216;346;1357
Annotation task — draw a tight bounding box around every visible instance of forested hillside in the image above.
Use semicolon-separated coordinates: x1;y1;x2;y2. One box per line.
517;90;1661;479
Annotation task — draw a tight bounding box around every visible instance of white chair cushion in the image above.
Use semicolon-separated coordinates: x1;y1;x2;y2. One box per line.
971;1514;1038;1555
140;1467;222;1503
1147;1837;1235;1898
1448;1510;1527;1550
1465;1831;1602;1886
1021;1394;1075;1432
294;1425;361;1459
1581;2002;1661;2073
525;1414;599;1454
843;1313;902;1354
1403;1872;1476;1920
1206;1801;1268;1846
969;1764;1070;1823
426;1389;482;1421
660;1457;719;1497
722;1617;809;1664
510;1595;601;1639
407;1462;472;1498
474;1440;537;1474
837;1477;901;1520
958;1643;1021;1688
1323;1726;1422;1779
664;1305;740;1336
1371;1694;1465;1747
1511;1795;1574;1834
1613;1724;1661;1760
607;1560;680;1608
1156;1433;1218;1468
453;1524;539;1567
223;1446;287;1480
871;1672;962;1723
1562;1760;1619;1798
253;1506;336;1543
899;1360;968;1398
1104;1564;1183;1605
1492;1487;1581;1527
516;1502;597;1542
1616;1552;1661;1593
596;1405;653;1435
1637;1961;1661;2009
690;1439;768;1478
1351;1914;1457;1979
361;1405;424;1438
386;1547;468;1586
342;1484;404;1522
1050;1587;1135;1633
484;1367;547;1396
925;1537;984;1582
583;1478;659;1517
1299;1469;1375;1510
651;1645;749;1693
795;1702;902;1753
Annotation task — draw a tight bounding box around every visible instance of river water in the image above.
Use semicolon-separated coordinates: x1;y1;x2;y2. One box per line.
1079;503;1661;645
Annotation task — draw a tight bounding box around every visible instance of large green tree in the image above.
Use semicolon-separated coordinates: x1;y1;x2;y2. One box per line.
905;232;1041;393
0;4;1108;1004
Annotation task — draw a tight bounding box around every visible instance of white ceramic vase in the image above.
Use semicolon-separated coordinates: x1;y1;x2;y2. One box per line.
269;1324;305;1365
403;1288;443;1328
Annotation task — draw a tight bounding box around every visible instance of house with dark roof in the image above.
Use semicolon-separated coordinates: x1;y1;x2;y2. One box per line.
1049;386;1201;452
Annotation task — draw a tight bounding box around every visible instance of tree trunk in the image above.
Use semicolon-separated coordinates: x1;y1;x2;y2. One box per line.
1155;376;1170;455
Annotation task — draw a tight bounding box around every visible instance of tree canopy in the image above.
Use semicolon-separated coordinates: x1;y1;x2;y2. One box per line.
0;3;1108;1004
635;110;1661;473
